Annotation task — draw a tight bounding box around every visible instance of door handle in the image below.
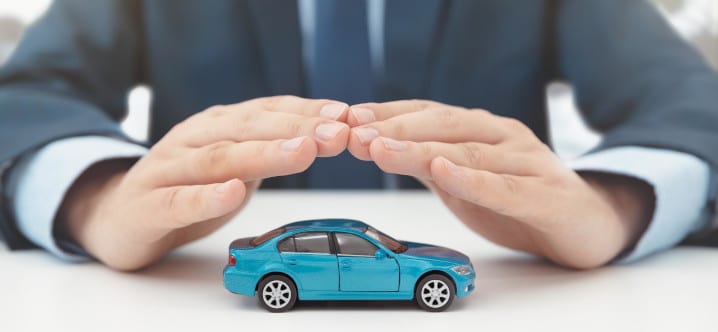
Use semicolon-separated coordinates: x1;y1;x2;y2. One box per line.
286;259;297;265
341;262;351;269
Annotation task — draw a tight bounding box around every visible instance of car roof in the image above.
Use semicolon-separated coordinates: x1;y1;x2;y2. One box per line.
283;218;369;232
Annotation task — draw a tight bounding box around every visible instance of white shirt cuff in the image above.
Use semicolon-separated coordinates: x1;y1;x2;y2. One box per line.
569;146;711;263
12;136;148;261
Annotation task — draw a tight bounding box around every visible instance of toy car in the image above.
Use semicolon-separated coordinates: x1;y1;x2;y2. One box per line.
223;218;475;312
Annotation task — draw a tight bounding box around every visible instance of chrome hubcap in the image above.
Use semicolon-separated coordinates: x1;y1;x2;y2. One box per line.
421;279;450;308
262;280;292;309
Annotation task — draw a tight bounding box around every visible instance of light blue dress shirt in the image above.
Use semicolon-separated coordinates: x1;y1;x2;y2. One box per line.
12;0;713;262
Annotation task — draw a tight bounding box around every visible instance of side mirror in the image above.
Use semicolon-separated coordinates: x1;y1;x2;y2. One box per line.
375;249;387;260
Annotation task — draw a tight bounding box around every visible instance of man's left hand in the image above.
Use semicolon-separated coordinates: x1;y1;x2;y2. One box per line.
346;100;655;269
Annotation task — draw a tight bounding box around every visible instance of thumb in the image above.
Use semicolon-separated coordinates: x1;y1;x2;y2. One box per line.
152;178;247;229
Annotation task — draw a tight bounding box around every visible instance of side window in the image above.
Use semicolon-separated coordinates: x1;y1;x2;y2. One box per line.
293;232;331;254
277;236;295;252
335;233;378;256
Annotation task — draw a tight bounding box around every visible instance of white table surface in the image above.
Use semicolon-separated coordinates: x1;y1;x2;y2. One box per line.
2;190;716;332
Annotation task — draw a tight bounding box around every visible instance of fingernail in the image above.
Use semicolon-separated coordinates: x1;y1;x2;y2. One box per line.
354;127;379;145
320;102;348;120
216;179;238;193
380;137;407;151
315;122;346;140
281;136;306;151
350;107;376;125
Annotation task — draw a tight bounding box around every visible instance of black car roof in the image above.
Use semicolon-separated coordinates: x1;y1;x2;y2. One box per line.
283;218;369;232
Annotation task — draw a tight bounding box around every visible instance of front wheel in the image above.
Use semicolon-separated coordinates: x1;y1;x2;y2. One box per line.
257;275;297;313
415;274;455;312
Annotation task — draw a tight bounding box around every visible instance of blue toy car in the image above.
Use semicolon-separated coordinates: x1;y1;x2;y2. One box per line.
223;218;475;312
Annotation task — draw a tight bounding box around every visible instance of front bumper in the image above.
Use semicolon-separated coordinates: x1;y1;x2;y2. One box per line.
454;272;476;297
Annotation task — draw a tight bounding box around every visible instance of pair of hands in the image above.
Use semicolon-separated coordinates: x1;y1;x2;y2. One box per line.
59;96;653;271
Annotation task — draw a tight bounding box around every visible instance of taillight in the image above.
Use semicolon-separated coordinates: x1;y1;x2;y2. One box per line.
228;254;236;266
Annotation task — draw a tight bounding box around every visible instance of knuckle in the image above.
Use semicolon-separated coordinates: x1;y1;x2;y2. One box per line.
501;174;520;196
418;143;435;159
260;95;298;111
315;98;335;106
503;117;530;134
431;107;461;128
460;143;482;167
236;107;258;124
253;142;268;157
532;142;552;154
410;99;434;112
206;142;229;163
260;95;284;109
169;118;192;134
204;105;227;118
387;120;407;138
164;187;181;212
162;122;193;148
193;187;208;211
146;142;175;161
521;140;551;155
199;142;232;175
471;108;492;117
285;119;305;136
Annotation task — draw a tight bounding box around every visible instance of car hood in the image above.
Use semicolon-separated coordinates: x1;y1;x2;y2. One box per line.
400;241;471;265
229;237;255;249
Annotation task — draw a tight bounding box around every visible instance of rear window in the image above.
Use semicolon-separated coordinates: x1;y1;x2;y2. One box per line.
293;232;331;254
250;227;287;246
277;236;295;252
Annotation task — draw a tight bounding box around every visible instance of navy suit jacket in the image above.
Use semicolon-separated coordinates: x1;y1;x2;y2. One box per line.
1;0;718;249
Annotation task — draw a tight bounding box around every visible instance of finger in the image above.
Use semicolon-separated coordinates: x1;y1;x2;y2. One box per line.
179;96;348;141
244;95;349;120
348;99;443;126
151;136;318;186
368;138;541;179
430;156;534;219
197;96;348;121
152;178;247;229
174;110;349;156
348;108;509;160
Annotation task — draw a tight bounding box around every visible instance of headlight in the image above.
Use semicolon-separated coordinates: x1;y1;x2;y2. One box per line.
451;265;472;275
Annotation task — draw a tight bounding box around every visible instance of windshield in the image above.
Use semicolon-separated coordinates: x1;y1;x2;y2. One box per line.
250;227;286;246
364;226;407;253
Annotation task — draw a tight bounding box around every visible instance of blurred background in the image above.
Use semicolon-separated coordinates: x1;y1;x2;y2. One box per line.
1;0;717;159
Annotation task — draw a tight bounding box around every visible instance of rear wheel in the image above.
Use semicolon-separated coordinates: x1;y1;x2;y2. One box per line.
415;274;455;312
257;275;297;313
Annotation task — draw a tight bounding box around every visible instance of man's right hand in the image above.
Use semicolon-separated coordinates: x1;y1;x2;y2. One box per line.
57;96;350;271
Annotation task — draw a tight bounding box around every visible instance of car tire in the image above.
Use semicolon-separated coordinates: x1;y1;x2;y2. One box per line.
415;274;455;312
257;275;297;313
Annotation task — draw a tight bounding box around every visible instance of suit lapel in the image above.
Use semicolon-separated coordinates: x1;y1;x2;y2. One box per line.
247;0;304;96
383;0;447;100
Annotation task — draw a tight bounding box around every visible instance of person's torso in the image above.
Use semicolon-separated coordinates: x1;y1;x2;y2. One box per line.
137;0;556;188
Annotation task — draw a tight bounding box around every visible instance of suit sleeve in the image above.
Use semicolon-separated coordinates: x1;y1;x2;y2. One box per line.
11;136;148;260
555;0;718;170
0;0;144;249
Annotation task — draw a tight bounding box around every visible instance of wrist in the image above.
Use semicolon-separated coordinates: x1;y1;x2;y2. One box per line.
56;159;133;252
581;172;655;255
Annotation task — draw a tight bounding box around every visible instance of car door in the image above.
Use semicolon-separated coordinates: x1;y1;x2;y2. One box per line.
278;232;339;291
334;232;400;292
